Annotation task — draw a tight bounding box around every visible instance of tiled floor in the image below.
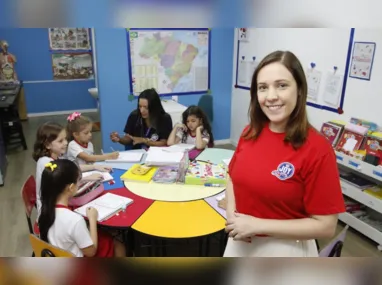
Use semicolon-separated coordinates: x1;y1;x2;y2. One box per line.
1;113;382;256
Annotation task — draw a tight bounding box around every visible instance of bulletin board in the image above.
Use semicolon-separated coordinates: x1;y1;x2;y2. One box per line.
234;28;355;114
48;28;94;81
126;28;211;97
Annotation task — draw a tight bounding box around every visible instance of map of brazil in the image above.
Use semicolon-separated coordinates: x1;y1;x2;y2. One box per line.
128;29;210;95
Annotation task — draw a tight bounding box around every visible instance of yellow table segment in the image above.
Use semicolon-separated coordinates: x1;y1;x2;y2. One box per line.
132;200;226;238
124;181;225;202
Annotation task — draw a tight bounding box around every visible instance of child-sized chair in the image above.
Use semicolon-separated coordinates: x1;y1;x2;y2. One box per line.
29;234;74;257
21;175;40;256
20;175;39;235
319;225;349;257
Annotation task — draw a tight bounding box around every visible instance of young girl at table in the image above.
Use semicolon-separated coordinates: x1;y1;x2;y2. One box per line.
66;112;119;165
167;105;214;150
33;122;113;221
38;159;126;257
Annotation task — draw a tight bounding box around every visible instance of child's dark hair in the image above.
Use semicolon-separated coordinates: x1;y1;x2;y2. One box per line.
33;122;65;162
39;159;81;243
182;105;214;146
66;113;92;141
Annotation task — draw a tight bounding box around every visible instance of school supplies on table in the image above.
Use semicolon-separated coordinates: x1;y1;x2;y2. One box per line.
120;164;157;183
82;171;114;182
152;166;179;183
131;165;153;175
145;147;184;166
74;193;134;222
185;161;227;186
105;151;143;163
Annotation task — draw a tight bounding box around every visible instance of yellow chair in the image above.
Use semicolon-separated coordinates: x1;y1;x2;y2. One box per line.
29;234;75;257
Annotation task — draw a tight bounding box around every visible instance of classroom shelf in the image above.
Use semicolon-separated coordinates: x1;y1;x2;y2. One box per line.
335;151;382;183
340;180;382;214
338;213;382;249
336;150;382;250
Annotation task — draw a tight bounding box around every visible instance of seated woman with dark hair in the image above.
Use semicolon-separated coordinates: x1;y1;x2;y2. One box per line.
110;89;173;150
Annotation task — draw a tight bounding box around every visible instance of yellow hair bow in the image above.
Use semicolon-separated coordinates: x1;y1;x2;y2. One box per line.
45;162;57;171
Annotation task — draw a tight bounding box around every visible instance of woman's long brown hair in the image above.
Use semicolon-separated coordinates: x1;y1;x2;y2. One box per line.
243;50;310;149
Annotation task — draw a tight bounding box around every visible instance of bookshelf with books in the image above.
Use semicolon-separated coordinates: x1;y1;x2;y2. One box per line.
320;118;382;250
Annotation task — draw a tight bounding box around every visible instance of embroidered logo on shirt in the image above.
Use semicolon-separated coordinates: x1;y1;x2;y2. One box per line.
271;162;295;180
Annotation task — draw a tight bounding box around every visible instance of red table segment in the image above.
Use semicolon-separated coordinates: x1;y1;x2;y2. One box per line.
98;187;154;228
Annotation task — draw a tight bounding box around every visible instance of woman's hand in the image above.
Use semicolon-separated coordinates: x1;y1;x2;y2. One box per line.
225;212;260;241
94;165;112;172
127;135;146;145
110;132;120;142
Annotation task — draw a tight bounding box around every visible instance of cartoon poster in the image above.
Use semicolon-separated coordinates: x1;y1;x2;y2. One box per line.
49;28;91;50
52;53;94;80
349;42;376;81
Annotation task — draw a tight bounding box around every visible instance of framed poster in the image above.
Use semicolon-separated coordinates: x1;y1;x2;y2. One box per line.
349;41;376;81
49;28;91;50
52;53;94;80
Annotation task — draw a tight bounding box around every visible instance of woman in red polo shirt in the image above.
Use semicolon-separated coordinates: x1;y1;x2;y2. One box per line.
224;50;345;257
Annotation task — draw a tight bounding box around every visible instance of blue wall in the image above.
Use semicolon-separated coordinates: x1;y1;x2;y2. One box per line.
0;28;96;113
95;28;234;151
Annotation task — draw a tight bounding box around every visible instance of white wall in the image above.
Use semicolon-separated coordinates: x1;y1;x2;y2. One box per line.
230;28;382;145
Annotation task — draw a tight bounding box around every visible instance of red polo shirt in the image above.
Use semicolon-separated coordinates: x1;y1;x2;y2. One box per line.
229;124;345;219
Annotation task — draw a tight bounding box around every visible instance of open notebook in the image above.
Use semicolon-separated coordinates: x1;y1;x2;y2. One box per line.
82;171;113;182
74;193;134;222
105;151;143;163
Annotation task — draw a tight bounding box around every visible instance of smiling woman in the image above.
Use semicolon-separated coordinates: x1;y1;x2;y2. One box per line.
223;51;345;257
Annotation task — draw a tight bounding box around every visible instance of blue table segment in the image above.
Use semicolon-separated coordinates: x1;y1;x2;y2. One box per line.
103;168;127;190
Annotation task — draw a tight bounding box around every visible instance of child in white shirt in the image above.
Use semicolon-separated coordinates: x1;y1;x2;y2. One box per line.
38;159;125;257
66;112;119;164
33;122;112;221
167;105;214;150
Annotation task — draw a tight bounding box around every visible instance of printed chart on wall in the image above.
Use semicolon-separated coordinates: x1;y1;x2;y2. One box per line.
235;28;355;113
49;28;91;50
51;53;94;80
127;29;211;96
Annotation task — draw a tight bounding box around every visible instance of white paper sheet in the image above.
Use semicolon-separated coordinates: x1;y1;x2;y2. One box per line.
306;68;322;100
323;72;343;107
82;171;113;182
105;151;143;163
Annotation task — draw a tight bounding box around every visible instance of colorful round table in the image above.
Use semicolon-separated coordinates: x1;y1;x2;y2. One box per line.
96;148;233;255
